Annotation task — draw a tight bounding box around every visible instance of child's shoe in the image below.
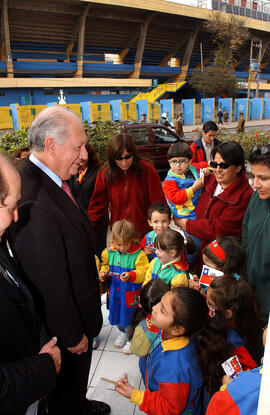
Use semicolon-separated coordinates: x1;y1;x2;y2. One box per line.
113;331;127;348
122;341;132;355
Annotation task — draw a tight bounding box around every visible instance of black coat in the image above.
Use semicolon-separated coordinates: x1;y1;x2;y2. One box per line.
0;242;55;415
10;159;102;348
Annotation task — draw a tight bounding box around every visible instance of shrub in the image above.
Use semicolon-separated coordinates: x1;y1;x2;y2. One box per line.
0;128;29;155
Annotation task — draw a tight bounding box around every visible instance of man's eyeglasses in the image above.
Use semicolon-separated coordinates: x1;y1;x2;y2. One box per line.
169;159;189;166
252;145;270;155
210;161;231;170
115;154;133;161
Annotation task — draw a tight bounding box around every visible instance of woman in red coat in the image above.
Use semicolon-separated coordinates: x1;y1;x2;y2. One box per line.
89;133;166;238
175;142;253;271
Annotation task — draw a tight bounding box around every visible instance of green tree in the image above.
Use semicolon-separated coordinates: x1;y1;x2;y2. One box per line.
190;12;250;97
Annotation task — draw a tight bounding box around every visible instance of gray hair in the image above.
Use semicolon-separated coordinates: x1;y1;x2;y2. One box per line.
28;106;81;152
0;153;17;203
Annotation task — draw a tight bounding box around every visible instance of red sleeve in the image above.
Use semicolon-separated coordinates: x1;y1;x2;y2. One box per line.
163;180;189;205
186;195;251;241
140;382;190;415
233;346;257;371
88;168;109;228
140;236;147;250
145;163;166;205
206;389;240;415
191;160;209;169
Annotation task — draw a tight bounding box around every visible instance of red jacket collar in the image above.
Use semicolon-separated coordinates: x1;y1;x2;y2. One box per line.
204;172;253;204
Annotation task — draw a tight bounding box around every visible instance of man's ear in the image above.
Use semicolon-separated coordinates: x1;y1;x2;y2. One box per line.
171;325;185;337
44;136;56;156
224;309;233;320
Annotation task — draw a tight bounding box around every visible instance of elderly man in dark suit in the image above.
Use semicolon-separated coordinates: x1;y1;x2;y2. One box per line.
10;107;109;415
0;154;60;414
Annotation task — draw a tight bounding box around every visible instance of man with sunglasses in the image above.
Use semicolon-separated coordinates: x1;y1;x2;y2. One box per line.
242;145;270;321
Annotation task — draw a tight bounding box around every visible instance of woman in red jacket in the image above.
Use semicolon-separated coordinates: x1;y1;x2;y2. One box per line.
175;142;253;271
89;133;166;238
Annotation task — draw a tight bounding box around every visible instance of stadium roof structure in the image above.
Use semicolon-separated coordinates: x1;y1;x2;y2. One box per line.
1;0;270;88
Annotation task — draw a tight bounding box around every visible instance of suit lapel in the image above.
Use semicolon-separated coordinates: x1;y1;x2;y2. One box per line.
23;159;95;242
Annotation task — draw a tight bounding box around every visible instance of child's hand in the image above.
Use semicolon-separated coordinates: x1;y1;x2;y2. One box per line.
120;272;131;282
202;167;211;176
144;246;154;256
189;274;200;290
222;375;233;385
99;271;109;282
192;178;204;192
115;374;134;399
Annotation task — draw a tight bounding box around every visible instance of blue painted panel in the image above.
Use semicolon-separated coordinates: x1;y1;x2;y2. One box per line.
182;99;194;125
136;99;148;122
110;99;121;121
47;102;56;107
80;102;91;123
201;98;214;123
234;98;247;120
13;61;77;73
160;99;173;122
10;104;19;130
263;98;270;119
83;63;134;74
218;98;232;122
249;98;262;120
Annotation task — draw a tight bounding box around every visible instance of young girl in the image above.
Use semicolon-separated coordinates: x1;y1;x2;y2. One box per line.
190;236;246;290
99;220;149;352
128;279;170;356
143;228;193;288
116;286;209;415
197;274;260;397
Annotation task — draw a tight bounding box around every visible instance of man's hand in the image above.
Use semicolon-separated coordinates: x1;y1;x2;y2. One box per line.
115;374;134;399
39;337;61;374
120;272;131;282
67;334;88;355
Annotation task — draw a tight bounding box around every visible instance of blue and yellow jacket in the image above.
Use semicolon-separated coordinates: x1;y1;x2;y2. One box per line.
163;165;201;219
140;230;157;262
143;255;189;288
100;243;149;326
206;366;262;415
131;332;204;415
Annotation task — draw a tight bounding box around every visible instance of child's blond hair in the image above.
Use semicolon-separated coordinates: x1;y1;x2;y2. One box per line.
112;220;137;247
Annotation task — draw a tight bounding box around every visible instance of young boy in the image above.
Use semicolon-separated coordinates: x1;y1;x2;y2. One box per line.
140;202;171;262
163;142;209;263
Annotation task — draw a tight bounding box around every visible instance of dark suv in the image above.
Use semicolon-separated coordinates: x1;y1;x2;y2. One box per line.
122;123;194;173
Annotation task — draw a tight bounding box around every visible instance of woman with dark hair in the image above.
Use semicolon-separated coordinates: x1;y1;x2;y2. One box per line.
175;141;253;271
89;133;166;238
69;143;109;257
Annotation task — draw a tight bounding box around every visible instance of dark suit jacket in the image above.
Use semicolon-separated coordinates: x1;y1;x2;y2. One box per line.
0;242;55;415
10;159;102;348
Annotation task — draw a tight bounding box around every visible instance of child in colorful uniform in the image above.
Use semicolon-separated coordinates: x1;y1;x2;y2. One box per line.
128;279;170;356
163;142;210;263
99;220;149;354
140;202;171;262
115;286;209;415
197;273;259;397
143;228;192;288
206;327;267;415
190;236;246;291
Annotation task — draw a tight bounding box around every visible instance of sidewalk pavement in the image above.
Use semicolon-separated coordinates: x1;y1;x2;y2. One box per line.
87;294;144;415
183;118;270;133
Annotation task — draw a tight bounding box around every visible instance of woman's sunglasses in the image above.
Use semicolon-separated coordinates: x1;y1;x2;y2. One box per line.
210;161;231;170
115;154;133;161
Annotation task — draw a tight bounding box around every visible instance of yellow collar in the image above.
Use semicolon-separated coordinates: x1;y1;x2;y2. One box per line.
161;336;189;352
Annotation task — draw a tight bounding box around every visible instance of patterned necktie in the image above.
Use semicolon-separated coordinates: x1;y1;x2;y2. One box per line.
61;181;79;208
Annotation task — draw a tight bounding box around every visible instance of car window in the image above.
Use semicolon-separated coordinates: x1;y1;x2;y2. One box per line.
152;127;178;144
126;128;150;145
